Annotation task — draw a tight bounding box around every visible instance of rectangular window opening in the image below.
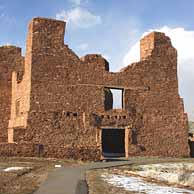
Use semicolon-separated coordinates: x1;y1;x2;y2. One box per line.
104;87;124;110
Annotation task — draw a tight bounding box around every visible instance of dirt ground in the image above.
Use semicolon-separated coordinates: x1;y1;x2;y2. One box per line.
86;157;194;194
87;169;135;194
0;157;80;194
0;157;194;194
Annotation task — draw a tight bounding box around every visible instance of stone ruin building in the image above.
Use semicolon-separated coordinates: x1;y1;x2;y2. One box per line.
0;17;190;160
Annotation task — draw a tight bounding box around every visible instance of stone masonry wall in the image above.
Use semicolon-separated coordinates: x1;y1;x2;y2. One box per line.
126;32;189;157
0;46;23;142
0;18;190;159
0;143;100;161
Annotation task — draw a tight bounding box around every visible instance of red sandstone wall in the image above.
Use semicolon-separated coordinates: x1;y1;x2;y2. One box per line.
5;18;189;159
0;46;23;142
0;143;100;161
125;32;189;157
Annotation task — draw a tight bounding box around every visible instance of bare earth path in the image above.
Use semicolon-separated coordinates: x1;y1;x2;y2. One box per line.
34;157;194;194
34;160;133;194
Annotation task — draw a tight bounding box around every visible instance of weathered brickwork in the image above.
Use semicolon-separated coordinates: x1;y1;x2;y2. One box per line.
0;17;190;160
0;143;100;161
0;46;24;142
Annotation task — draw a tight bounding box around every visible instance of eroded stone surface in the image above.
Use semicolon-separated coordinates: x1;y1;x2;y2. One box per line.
0;17;189;160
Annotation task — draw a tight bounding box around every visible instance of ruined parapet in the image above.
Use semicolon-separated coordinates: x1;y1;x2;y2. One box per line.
139;32;179;92
26;17;65;53
140;32;176;60
80;54;109;71
0;45;21;56
0;46;22;82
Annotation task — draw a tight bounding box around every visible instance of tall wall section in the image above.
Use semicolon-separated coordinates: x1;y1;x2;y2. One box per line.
0;46;23;142
11;18;89;146
124;32;189;156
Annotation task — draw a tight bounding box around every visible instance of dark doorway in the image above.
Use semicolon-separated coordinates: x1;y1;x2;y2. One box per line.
102;128;125;157
189;140;194;157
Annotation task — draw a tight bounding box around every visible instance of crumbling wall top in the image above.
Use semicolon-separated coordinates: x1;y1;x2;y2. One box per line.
140;31;173;60
80;54;109;71
27;17;66;52
0;46;21;57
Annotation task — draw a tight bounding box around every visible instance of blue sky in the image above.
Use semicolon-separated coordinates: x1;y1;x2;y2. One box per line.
1;0;194;59
0;0;194;120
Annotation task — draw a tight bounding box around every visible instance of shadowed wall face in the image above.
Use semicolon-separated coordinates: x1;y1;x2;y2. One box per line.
104;88;113;110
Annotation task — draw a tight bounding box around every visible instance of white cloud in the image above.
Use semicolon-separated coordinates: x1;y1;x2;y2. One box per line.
123;27;194;121
68;0;88;6
102;54;111;61
5;42;11;46
77;43;88;51
56;7;101;28
123;41;140;66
